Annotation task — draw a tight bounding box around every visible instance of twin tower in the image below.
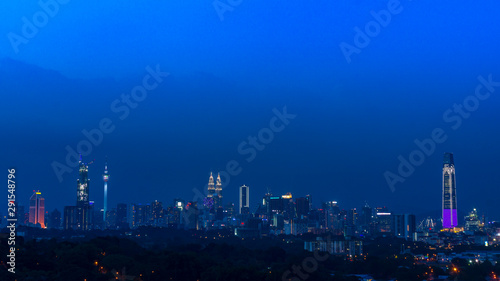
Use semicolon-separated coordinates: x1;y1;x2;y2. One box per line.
207;172;223;210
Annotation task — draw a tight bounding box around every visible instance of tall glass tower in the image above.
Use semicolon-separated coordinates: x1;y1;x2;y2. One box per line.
239;185;249;214
442;152;457;228
29;190;45;228
207;172;215;199
76;155;91;230
77;155;90;205
215;173;223;208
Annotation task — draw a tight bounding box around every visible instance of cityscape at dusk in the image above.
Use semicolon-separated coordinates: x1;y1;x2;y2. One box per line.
2;1;500;280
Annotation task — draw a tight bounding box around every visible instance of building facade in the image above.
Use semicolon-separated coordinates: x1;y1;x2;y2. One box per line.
29;191;45;228
239;185;250;214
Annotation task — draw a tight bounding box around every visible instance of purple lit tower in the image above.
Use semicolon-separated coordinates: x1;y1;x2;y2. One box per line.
442;153;457;228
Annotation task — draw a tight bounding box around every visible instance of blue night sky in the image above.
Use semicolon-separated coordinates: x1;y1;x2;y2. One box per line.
1;0;499;221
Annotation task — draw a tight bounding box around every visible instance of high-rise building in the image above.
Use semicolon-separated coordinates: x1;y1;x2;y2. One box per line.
106;208;117;228
392;214;416;241
215;173;223;208
282;193;294;220
269;196;283;213
75;156;92;230
360;203;372;227
207;172;223;211
77;156;90;206
151;200;164;226
63;206;77;230
375;210;392;234
103;159;109;224
207;172;215;199
262;192;273;218
464;208;481;232
183;201;199;229
442;152;458;228
93;208;104;229
323;201;341;233
16;205;26;225
239;185;250;214
116;203;128;229
29;191;45;228
347;208;357;227
295;197;309;218
49;208;61;229
131;203;151;228
306;194;312;210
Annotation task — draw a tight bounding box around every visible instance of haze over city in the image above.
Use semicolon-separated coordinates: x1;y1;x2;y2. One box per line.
2;1;500;280
2;1;500;219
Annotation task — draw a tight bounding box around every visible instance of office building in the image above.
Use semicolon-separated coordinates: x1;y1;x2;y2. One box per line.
116;203;129;229
29;191;45;228
215;173;223;209
75;156;92;230
392;214;416;241
295;197;310;218
239;185;250;214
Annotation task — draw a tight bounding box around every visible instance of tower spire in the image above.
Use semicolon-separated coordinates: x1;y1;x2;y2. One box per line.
103;157;110;228
207;172;215;199
215;172;222;208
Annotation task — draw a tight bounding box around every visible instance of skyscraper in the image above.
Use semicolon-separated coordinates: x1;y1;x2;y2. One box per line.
77;155;90;205
392;214;416;241
207;172;215;198
103;159;109;224
76;156;92;230
296;197;310;218
29;191;45;228
239;185;249;214
63;206;77;230
442;152;458;228
116;203;128;229
215;172;223;208
49;208;61;229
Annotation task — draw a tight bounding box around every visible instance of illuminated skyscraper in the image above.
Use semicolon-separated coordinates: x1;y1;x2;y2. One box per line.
239;185;249;214
215;172;223;208
103;159;109;223
29;190;45;228
207;172;223;210
77;155;90;205
76;156;92;230
442;152;458;228
207;172;215;199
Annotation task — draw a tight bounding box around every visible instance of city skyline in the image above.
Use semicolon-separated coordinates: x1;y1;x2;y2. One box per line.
2;1;500;223
10;152;498;226
2;1;500;279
